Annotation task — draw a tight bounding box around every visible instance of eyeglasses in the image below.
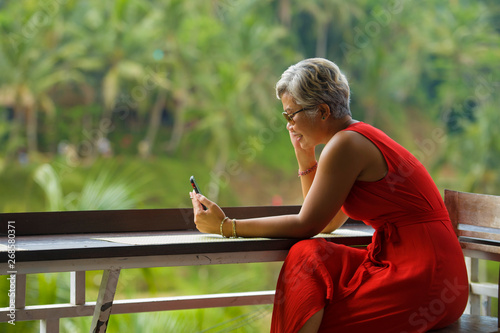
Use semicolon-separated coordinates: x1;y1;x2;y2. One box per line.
282;107;311;125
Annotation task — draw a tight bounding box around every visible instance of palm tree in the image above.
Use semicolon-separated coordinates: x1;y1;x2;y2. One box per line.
0;1;84;157
295;0;365;58
52;0;170;159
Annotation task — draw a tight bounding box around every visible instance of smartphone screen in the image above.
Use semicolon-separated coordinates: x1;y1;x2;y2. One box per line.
190;176;207;210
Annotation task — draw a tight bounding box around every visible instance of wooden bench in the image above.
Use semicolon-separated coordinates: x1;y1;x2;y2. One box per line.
435;189;500;332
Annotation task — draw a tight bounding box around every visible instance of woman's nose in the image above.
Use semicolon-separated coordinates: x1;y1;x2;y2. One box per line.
286;122;293;131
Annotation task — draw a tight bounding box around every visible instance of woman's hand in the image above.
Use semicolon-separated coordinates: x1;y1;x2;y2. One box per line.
289;129;307;152
289;130;316;171
189;191;226;235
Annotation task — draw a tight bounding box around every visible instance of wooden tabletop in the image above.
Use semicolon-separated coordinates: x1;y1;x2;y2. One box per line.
0;223;373;262
0;206;374;267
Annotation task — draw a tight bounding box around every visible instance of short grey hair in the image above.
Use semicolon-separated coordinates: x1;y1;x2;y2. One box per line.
276;58;351;118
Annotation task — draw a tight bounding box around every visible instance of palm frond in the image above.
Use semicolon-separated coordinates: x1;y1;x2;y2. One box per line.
33;164;63;211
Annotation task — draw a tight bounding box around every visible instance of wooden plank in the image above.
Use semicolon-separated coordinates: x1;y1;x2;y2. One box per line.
0;208;192;236
445;189;459;235
40;318;59;333
90;269;120;333
462;248;500;262
0;303;94;322
462;242;500;255
0;250;291;275
470;282;498;298
456;191;500;229
5;234;371;262
109;290;276;313
0;224;373;263
0;205;302;236
433;314;498;332
468;258;480;316
0;291;276;322
459;228;500;242
445;189;500;233
15;274;26;309
71;271;86;305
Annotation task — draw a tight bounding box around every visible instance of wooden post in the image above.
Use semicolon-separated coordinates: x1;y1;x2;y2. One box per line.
71;271;86;305
469;258;480;315
90;269;121;333
15;274;26;309
41;318;59;333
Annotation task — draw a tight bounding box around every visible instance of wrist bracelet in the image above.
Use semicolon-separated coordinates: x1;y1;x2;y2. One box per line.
231;219;237;238
298;162;318;177
220;217;229;238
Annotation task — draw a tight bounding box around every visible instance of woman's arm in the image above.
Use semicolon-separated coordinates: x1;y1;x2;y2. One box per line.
320;210;349;233
192;131;369;238
290;131;349;234
289;130;317;199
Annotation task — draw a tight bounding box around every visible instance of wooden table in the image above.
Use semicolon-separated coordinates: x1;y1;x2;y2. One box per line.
0;206;374;332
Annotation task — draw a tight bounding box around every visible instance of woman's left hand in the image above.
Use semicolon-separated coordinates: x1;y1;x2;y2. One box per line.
189;191;226;235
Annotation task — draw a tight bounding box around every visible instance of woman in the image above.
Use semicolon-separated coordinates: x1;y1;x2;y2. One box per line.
190;58;468;333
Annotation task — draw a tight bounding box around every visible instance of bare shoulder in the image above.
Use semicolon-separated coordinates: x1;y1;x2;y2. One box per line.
322;129;387;182
319;130;368;170
324;130;372;155
319;129;384;179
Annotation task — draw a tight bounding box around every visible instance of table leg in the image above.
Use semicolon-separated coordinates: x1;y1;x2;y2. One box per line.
90;269;121;333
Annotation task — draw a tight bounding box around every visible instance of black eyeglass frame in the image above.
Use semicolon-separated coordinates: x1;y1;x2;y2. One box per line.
282;107;314;124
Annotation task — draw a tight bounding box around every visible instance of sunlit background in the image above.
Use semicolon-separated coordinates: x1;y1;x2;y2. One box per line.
1;0;499;332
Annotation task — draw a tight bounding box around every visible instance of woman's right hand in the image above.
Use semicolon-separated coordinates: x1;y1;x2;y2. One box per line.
288;130;316;167
288;128;303;151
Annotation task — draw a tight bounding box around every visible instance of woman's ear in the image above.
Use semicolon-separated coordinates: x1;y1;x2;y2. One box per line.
318;103;330;120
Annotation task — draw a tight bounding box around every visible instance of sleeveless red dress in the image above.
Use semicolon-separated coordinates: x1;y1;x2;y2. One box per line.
270;122;468;333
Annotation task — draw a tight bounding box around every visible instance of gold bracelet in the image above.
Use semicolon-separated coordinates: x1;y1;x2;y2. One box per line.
220;217;229;238
231;219;237;238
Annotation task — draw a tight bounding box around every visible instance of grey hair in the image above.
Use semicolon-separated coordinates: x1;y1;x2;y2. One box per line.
276;58;351;118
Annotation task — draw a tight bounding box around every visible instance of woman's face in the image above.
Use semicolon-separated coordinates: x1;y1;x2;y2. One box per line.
281;93;321;150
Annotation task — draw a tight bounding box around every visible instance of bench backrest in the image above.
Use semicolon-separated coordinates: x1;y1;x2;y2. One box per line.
445;189;500;324
445;189;500;259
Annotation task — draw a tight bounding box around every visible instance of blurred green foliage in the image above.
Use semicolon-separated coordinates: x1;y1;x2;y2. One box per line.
0;0;498;199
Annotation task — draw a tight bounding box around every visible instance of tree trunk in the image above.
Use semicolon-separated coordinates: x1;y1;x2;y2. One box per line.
6;103;23;161
26;105;38;154
207;150;229;202
316;21;329;58
165;93;187;154
278;0;291;27
143;90;167;157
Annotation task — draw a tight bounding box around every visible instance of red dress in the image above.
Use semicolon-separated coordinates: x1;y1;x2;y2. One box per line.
270;122;468;333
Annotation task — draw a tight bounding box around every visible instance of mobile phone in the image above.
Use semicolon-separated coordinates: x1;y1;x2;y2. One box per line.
190;176;207;210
